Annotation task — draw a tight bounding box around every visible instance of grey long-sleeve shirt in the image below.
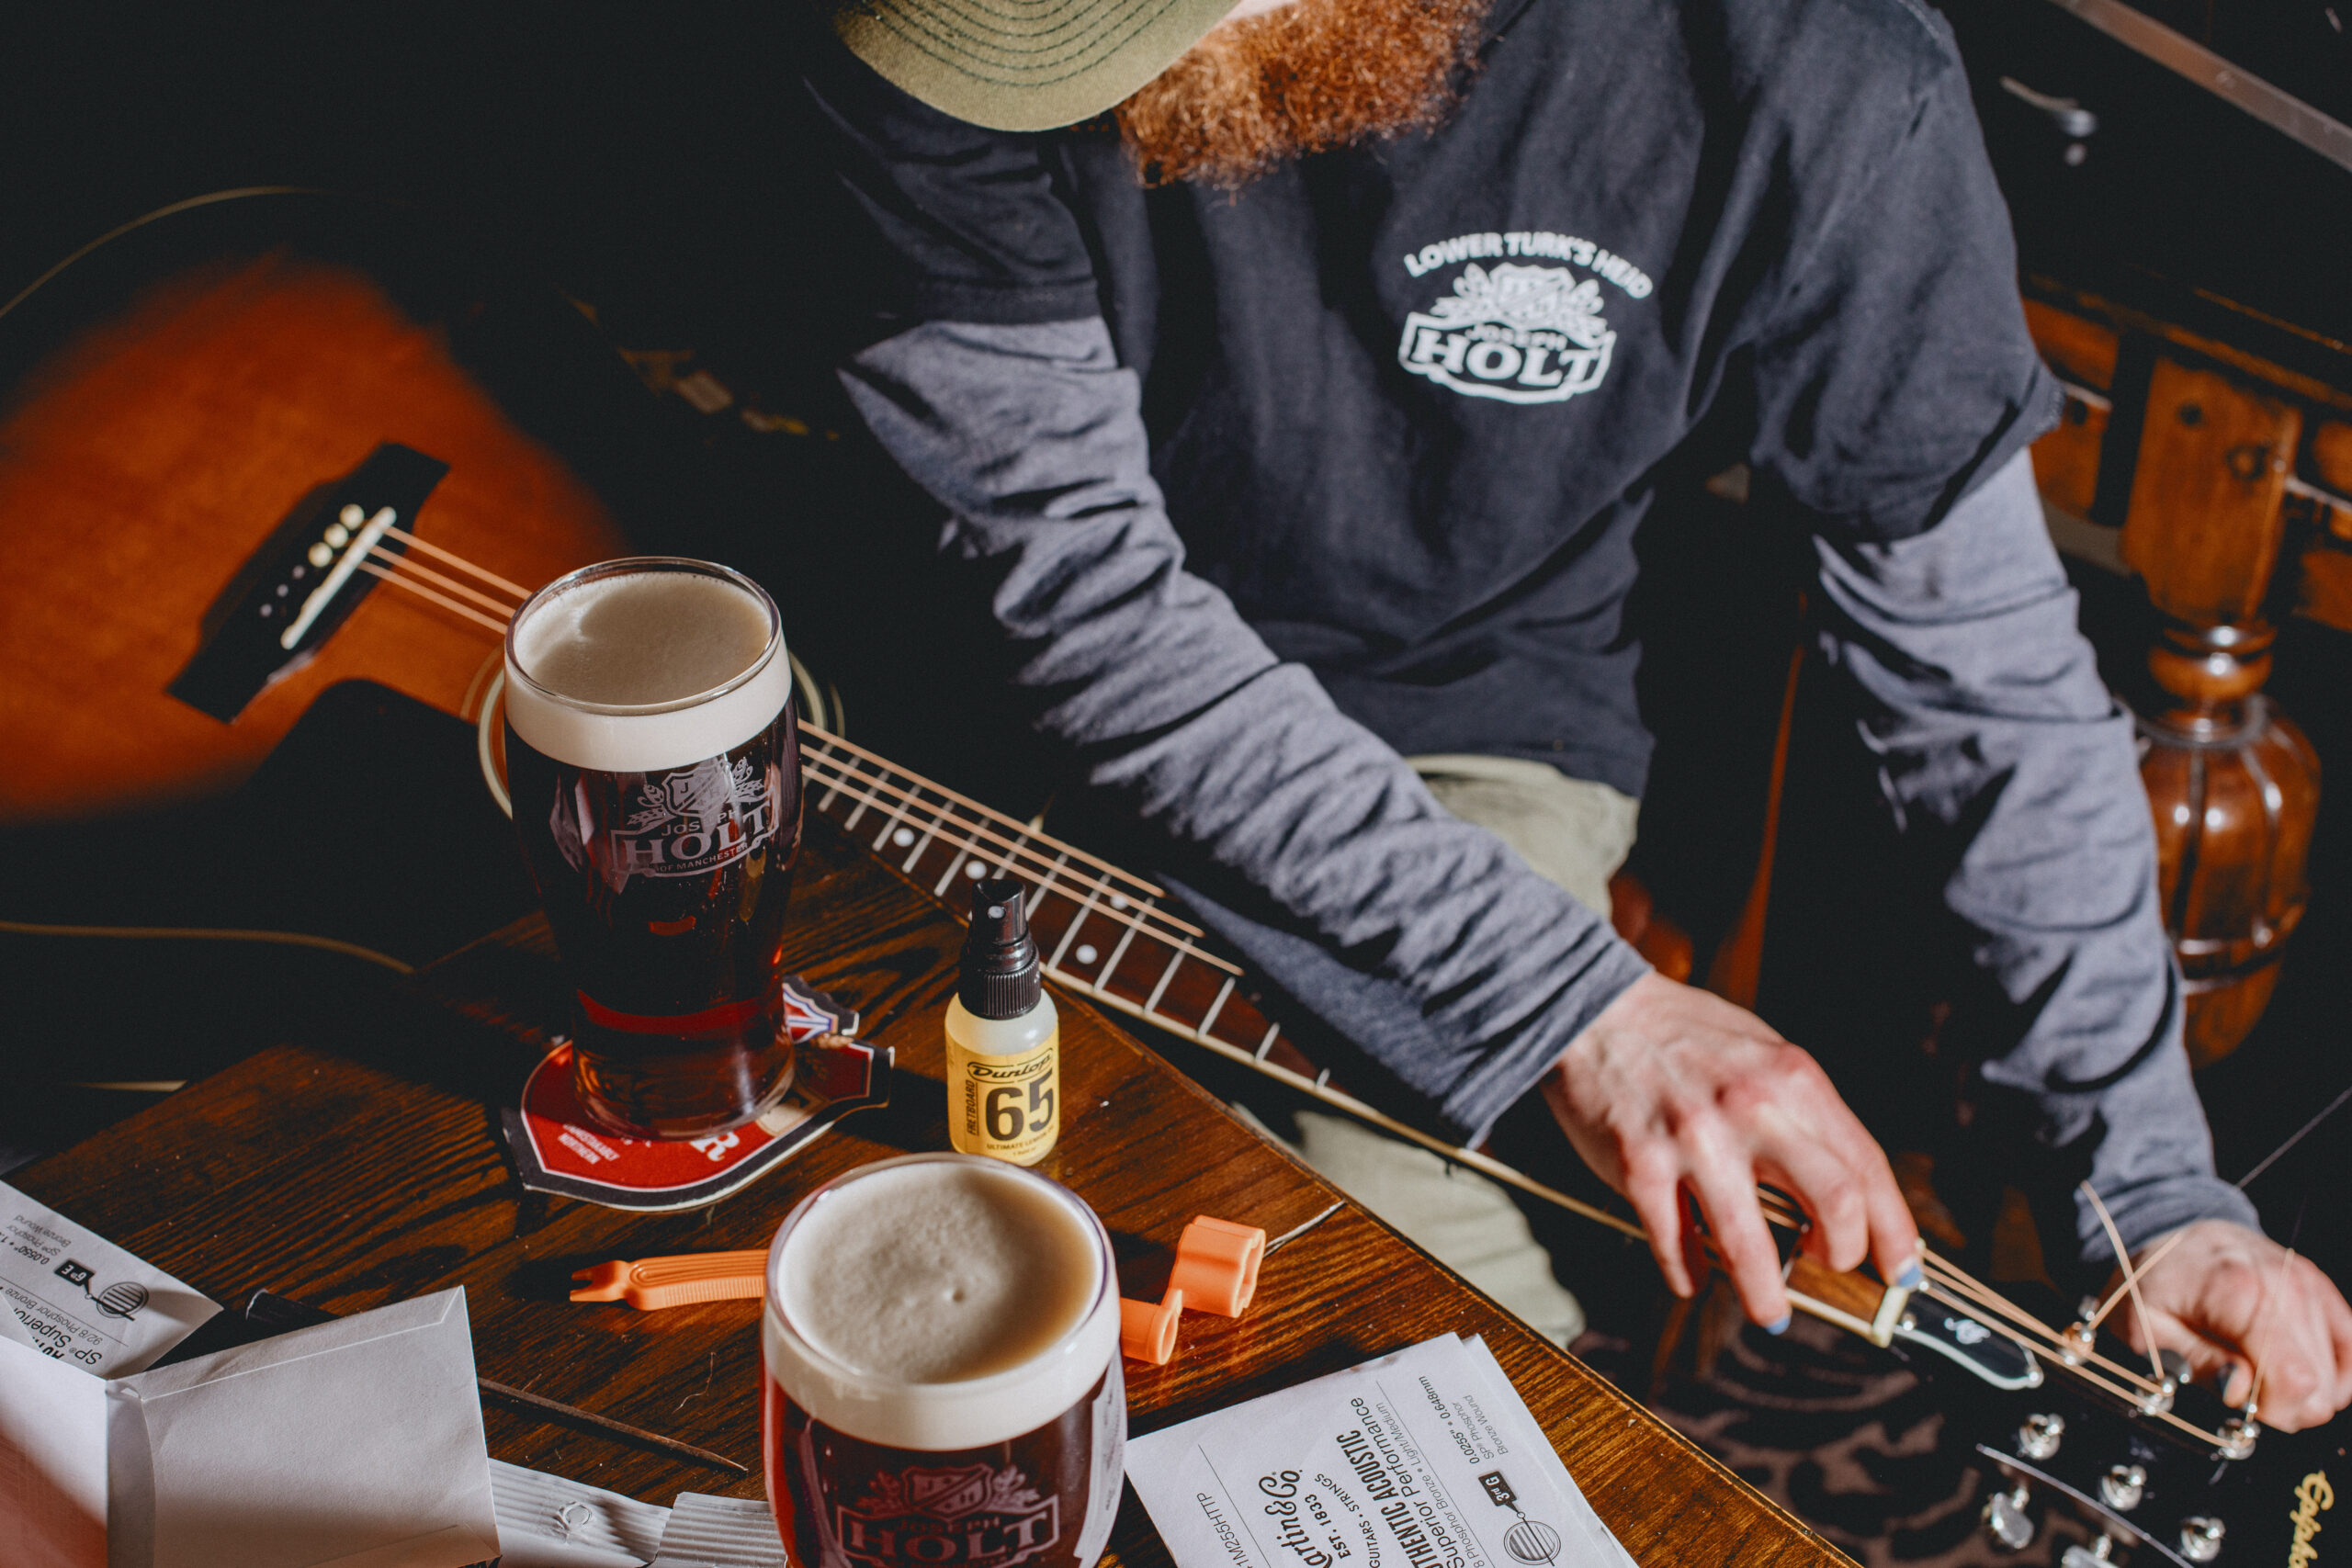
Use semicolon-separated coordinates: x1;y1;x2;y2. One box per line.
842;317;2257;1276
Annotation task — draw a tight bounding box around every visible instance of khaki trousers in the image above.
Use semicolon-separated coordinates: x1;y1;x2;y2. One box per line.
1282;755;1639;1346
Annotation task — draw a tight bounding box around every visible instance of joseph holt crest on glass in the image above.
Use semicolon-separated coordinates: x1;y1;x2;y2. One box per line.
763;1156;1127;1568
503;557;803;1138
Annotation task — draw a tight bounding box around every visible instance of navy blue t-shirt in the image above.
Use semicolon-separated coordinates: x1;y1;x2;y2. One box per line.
798;0;2059;796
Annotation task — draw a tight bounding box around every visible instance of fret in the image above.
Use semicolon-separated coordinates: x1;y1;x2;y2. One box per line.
896;785;952;873
932;822;986;897
1023;852;1068;918
1091;897;1150;992
1193;975;1237;1043
1021;882;1085;961
799;751;1218;955
986;825;1036;895
1045;886;1103;973
808;738;850;817
1141;946;1189;1016
865;787;914;856
824;747;887;832
1255;1022;1282;1060
800;725;1163;902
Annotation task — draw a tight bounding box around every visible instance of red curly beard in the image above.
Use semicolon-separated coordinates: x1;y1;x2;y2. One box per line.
1114;0;1491;190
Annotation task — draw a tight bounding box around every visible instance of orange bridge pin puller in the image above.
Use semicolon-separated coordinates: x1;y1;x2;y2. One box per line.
569;1250;769;1311
1167;1215;1265;1318
1119;1289;1184;1365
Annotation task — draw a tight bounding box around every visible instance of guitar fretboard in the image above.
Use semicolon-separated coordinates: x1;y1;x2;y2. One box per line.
792;721;1635;1229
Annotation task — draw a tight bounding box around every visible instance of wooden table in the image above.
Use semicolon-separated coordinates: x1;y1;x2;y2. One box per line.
11;809;1844;1568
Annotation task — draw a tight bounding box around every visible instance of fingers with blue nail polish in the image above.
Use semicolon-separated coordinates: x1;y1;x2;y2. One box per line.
1765;1313;1792;1336
1895;1258;1925;1291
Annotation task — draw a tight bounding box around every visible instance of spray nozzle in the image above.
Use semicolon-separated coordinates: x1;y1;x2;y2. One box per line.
960;877;1042;1019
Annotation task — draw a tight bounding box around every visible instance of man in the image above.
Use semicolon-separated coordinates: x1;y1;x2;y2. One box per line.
794;0;2352;1427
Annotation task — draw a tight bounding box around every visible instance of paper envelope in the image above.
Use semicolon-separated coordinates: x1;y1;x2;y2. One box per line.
1;1287;502;1568
114;1287;501;1568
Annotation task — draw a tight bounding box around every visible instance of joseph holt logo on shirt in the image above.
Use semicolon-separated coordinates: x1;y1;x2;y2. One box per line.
1396;230;1652;406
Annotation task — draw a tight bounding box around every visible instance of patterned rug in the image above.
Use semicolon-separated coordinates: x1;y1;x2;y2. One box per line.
1576;1283;2110;1568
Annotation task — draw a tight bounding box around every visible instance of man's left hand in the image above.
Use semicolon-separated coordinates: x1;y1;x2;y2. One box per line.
2114;1219;2352;1432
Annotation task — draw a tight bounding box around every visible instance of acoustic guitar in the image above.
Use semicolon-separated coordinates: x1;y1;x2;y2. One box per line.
0;189;636;824
4;193;2335;1565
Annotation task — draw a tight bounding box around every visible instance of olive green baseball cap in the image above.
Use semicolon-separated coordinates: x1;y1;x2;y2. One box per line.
833;0;1239;131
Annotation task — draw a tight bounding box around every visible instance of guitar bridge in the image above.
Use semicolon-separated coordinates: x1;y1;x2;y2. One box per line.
169;443;448;720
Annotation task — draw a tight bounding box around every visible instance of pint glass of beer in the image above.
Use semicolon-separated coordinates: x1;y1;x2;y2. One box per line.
763;1155;1126;1568
503;557;802;1138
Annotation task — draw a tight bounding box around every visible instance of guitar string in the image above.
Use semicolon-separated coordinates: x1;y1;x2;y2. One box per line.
797;753;1218;956
1916;1280;2222;1445
379;525;533;599
802;747;1148;933
797;758;1216;961
355;560;514;634
1917;1252;2229;1436
1914;1265;2230;1443
806;746;1818;1230
804;728;1167;902
365;544;520;617
2079;1181;2171;1386
2245;1245;2296;1419
2081;1077;2352;1334
805;750;2118;1400
847;744;2231;1437
808;740;2252;1443
354;531;2250;1441
1911;1214;2179;1403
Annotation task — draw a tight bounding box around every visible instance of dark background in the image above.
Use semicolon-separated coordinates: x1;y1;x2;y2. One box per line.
4;0;2346;1314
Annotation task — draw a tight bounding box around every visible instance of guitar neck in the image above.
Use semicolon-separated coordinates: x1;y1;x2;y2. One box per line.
799;725;1689;1250
799;727;2265;1440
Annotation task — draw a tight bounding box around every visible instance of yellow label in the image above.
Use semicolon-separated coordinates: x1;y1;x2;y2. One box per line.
945;1032;1058;1166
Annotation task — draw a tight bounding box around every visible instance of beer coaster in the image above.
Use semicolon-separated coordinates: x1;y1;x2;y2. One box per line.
501;977;891;1212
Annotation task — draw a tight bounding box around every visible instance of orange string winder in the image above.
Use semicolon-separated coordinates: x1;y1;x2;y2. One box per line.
1167;1215;1264;1317
1117;1213;1269;1366
570;1250;768;1311
1119;1289;1184;1365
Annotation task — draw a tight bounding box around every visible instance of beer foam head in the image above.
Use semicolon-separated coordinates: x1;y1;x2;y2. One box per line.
503;559;792;773
765;1156;1119;1450
517;570;770;706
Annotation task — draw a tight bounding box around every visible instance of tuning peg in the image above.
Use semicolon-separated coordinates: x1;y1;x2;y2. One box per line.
2061;1534;2117;1568
1984;1483;2035;1551
2215;1415;2258;1461
2099;1465;2147;1511
2178;1517;2225;1563
2018;1413;2064;1461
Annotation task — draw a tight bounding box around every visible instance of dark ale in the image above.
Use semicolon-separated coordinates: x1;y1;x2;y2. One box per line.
503;558;803;1138
763;1156;1126;1568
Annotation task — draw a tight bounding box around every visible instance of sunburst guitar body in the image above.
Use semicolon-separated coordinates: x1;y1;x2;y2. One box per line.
0;193;637;824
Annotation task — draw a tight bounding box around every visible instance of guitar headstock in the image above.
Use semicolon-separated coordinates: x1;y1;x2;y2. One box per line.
1776;1248;2344;1563
1917;1295;2343;1565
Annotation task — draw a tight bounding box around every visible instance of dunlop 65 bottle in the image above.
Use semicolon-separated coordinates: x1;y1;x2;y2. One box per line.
944;879;1058;1165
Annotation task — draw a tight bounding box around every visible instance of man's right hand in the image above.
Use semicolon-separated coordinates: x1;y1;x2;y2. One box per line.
1539;970;1923;1328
